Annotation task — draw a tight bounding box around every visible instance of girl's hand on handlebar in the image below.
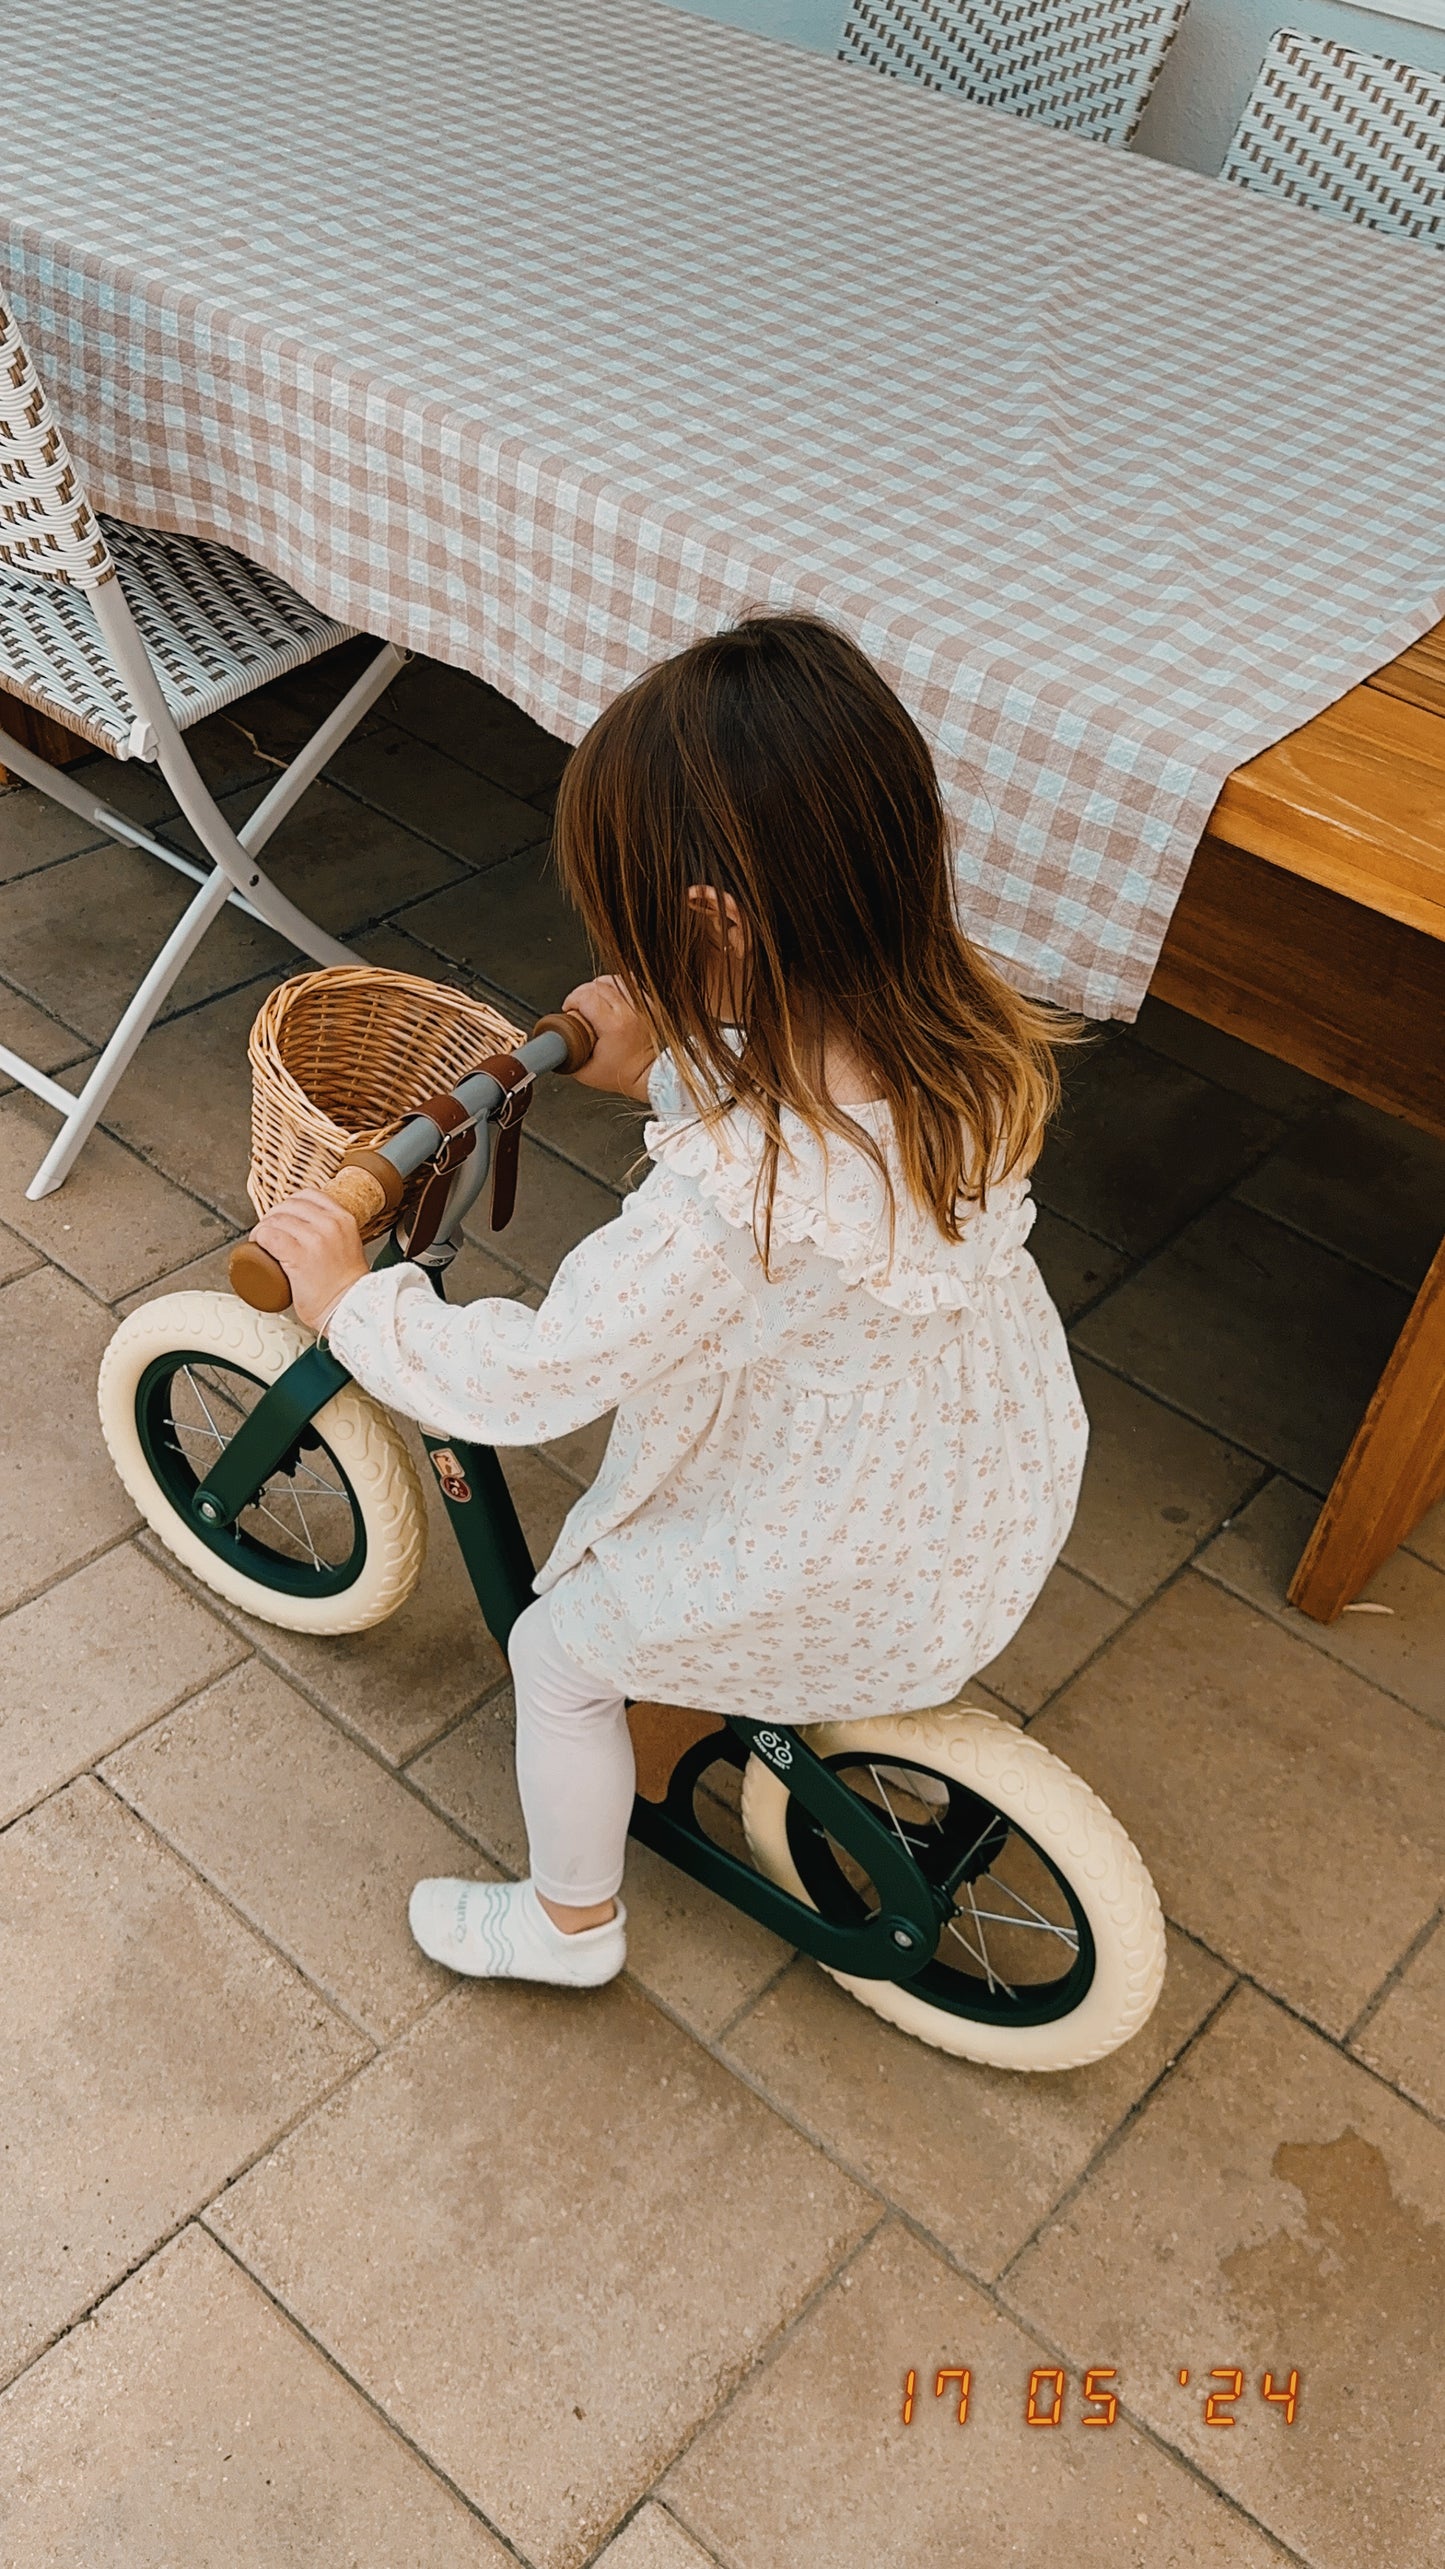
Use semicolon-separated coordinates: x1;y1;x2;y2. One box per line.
562;977;657;1101
248;1190;369;1333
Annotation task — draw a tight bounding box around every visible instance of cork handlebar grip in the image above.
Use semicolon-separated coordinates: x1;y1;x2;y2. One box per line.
530;1008;597;1072
228;1156;401;1313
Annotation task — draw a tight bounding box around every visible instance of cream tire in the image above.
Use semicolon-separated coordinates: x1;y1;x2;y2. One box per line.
99;1291;426;1634
741;1706;1166;2070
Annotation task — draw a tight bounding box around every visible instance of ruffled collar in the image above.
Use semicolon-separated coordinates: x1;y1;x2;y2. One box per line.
644;1054;1035;1315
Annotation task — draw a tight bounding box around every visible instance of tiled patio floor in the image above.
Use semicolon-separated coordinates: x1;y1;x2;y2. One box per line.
1;643;1442;2568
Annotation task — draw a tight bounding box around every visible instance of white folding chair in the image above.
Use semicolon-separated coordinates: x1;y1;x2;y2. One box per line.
0;287;406;1198
1221;31;1445;245
837;0;1188;149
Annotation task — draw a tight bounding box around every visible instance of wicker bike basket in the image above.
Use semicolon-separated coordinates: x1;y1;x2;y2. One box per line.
246;966;525;1236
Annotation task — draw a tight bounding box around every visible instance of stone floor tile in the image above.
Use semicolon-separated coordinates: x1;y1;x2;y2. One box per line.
0;1266;139;1613
723;1930;1228;2280
594;2504;721;2568
0;775;111;880
1128;997;1331;1117
1352;1917;1445;2118
466;1135;620;1287
0;1089;229;1299
326;723;545;870
1233;1093;1445;1292
403;838;594;1017
1406;1493;1445;1572
0;841;275;1046
0;1779;366;2388
664;2221;1282;2569
0;1543;245;1825
211;1982;874;2569
1004;1984;1445;2569
161;775;470;937
975;1563;1128;1715
114;1236;243;1312
1063;1356;1260;1606
232;636;395;764
0;978;90;1090
103;1660;488;2040
1032;1037;1282;1258
0;2225;508;2566
620;1838;793;2041
1198;1476;1445;1724
442;1232;532;1301
385;658;570;804
0;1220;41;1285
1033;1575;1445;2035
1027;1207;1130;1323
223;1441;574;1765
407;1685;527;1864
100;975;280;1225
1074;1197;1411;1489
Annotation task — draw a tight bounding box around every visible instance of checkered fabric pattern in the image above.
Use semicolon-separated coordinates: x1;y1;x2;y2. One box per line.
1222;31;1445;247
5;0;1444;1015
838;0;1187;149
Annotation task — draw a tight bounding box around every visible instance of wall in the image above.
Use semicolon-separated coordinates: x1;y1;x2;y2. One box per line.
660;0;1445;174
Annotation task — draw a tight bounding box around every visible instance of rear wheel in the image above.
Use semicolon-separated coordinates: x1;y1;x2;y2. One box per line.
99;1291;426;1633
741;1707;1165;2070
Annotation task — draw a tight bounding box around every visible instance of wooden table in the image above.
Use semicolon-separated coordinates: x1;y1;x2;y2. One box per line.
1151;616;1445;1623
7;616;1443;1623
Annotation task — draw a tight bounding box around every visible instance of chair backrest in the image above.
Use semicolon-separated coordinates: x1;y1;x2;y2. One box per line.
1221;30;1445;245
837;0;1188;148
0;292;114;588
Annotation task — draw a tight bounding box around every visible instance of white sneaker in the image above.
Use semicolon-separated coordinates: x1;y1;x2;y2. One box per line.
408;1877;626;1988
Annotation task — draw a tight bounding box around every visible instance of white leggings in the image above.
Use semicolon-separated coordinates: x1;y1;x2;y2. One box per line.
508;1594;635;1906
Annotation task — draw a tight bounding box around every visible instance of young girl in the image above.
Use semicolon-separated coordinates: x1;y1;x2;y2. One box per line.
251;614;1087;1990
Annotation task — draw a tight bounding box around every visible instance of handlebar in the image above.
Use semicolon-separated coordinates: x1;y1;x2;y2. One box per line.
227;1007;596;1314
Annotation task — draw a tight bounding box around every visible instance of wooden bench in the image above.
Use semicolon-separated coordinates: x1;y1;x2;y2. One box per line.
1152;617;1445;1620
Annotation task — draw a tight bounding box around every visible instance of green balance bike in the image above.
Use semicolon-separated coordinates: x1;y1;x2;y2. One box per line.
99;1010;1165;2071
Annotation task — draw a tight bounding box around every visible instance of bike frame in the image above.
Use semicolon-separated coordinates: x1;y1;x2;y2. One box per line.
194;1048;953;1984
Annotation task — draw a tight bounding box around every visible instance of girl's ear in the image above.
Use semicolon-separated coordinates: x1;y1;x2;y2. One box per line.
687;883;749;959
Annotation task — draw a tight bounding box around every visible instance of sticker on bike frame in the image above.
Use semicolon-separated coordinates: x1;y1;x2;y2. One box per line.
428;1446;473;1504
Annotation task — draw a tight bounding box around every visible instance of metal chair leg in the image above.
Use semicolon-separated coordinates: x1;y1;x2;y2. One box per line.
23;863;235;1198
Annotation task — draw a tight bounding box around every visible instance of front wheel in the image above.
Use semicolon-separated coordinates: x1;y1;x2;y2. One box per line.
741;1707;1165;2070
98;1291;427;1634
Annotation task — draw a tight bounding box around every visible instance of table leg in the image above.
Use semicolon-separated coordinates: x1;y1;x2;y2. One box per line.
0;687;90;783
1289;1233;1445;1621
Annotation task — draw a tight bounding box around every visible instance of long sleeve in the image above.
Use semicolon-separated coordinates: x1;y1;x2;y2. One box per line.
323;1161;749;1446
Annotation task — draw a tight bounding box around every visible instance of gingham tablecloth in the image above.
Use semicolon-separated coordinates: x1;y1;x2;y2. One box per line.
5;0;1445;1016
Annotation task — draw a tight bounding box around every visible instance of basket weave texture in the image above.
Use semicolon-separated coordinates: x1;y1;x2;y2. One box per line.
247;966;525;1231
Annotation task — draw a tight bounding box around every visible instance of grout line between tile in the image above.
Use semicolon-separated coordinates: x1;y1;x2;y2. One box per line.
992;1967;1243;2296
193;2225;540;2564
1344;1901;1444;2048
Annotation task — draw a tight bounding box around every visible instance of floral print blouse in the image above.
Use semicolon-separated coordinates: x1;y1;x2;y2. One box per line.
326;1058;1088;1720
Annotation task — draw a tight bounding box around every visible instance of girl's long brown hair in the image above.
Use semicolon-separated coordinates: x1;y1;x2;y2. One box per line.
555;613;1073;1260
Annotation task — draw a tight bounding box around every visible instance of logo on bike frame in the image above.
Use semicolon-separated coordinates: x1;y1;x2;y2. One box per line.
428;1446;472;1504
754;1728;794;1769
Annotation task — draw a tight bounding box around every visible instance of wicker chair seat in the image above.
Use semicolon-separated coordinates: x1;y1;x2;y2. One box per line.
0;517;353;759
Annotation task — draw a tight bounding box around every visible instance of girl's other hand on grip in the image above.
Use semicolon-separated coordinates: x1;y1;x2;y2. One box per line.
248;1189;369;1332
563;976;657;1101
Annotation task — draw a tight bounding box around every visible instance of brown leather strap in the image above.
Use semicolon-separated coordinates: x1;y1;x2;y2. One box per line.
401;1092;476;1261
479;1053;536;1231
